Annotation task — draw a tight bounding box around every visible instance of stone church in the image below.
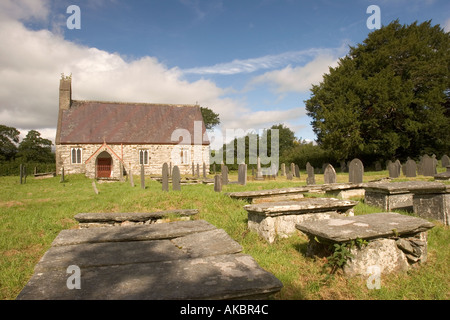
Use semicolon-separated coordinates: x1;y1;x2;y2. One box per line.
55;76;210;179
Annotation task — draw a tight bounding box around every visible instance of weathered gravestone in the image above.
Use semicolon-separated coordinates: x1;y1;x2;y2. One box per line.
434;166;450;181
421;155;436;176
196;163;200;178
129;169;134;187
387;160;401;178
221;165;229;185
92;181;99;195
172;166;181;191
214;175;222;192
203;162;206;179
375;161;382;171
323;164;336;184
255;157;264;180
162;163;169;192
296;212;434;277
348;158;364;184
306;162;315;185
404;159;417;177
286;172;293;180
281;163;286;176
294;165;300;178
192;162;195;176
441;155;450;168
140;165;145;189
60;166;64;183
290;163;295;177
238;163;247;186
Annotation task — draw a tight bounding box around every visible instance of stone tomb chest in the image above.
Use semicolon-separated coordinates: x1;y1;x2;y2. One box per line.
364;181;445;212
411;183;449;226
227;187;319;204
296;212;434;277
244;198;358;243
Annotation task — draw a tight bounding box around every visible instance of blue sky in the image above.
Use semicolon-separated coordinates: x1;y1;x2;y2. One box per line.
1;0;449;148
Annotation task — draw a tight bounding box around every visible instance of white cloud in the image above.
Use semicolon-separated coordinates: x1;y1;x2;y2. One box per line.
0;10;247;143
249;53;340;93
183;48;340;75
444;18;450;32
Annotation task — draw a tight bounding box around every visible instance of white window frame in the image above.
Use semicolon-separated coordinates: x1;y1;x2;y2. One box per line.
139;149;149;165
71;147;82;164
181;147;190;164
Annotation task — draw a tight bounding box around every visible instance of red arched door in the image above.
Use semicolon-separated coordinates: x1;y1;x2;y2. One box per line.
97;152;112;178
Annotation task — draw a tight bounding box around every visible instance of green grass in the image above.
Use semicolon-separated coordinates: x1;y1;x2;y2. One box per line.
0;171;448;300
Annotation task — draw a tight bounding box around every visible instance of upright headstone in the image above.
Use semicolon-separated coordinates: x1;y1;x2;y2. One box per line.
119;163;124;182
340;161;347;173
323;164;336;184
129;169;135;187
222;165;229;185
348;158;364;184
395;159;402;177
294;165;300;178
441;155;450;168
192;162;195;176
140;165;145;189
374;161;382;171
203;162;206;179
255;157;263;180
404;159;417;177
169;162;172;178
60;166;64;183
306;162;315;185
172;166;181;191
92;181;99;194
162;163;169;192
214;175;222;192
432;154;438;174
290;163;295;176
196;163;200;178
281;163;286;176
20;164;24;184
286;173;293;180
387;160;400;178
238;163;247;185
421;155;435;176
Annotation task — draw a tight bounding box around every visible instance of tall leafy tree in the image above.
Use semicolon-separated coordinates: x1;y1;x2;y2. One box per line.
200;107;220;130
0;125;20;161
305;20;450;162
17;130;54;163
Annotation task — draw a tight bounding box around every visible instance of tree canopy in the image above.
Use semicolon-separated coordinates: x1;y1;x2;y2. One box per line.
305;20;450;162
0;125;20;161
16;130;54;163
200;107;220;130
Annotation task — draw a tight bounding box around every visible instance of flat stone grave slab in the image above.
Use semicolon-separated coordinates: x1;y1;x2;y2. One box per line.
74;209;199;228
434;166;450;181
296;212;435;277
364;181;446;212
226;186;323;204
244;198;358;243
17;220;282;300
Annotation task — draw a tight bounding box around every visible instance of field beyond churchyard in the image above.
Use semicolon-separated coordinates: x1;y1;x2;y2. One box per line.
0;169;449;300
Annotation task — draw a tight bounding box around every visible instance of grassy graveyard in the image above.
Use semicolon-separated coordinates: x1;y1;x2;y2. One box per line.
0;169;448;300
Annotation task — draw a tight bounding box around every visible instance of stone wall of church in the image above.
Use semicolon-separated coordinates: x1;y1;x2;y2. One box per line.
55;143;210;179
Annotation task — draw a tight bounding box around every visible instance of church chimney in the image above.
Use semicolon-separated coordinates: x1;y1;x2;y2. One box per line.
59;74;72;110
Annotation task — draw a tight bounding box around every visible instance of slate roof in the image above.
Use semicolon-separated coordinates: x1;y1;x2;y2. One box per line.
57;100;209;145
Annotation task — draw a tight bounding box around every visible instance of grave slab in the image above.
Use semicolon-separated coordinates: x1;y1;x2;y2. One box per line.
244;198;358;243
226;186;322;203
295;212;434;277
74;209;198;228
17;220;282;300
